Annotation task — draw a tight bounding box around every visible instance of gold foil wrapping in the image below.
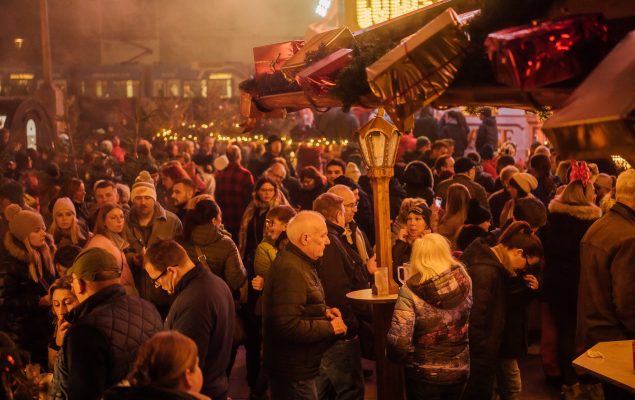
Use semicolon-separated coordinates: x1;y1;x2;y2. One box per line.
542;31;635;160
281;27;356;81
366;8;470;132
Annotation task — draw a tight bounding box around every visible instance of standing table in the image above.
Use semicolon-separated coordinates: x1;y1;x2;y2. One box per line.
573;340;635;393
347;288;405;400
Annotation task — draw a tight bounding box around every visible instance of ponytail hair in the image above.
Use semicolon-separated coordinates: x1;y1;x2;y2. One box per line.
183;199;220;241
498;221;543;259
127;331;198;389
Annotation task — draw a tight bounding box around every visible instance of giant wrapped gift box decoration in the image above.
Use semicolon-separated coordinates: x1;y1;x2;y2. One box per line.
296;48;353;96
253;40;304;77
353;0;452;44
366;8;470;132
542;31;635;160
281;27;355;81
484;14;608;90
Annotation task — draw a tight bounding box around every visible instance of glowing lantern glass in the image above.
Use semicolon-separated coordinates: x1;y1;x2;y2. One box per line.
356;108;400;173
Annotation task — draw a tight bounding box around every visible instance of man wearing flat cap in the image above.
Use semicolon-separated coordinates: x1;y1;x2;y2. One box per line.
52;248;163;400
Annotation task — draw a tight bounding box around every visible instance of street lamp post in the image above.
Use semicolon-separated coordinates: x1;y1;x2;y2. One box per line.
350;107;405;400
356;107;400;295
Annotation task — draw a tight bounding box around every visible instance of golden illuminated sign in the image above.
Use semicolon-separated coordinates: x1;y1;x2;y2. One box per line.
10;73;34;80
355;0;440;28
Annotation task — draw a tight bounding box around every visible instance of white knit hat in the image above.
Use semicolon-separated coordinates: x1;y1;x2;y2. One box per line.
131;171;157;201
52;197;76;216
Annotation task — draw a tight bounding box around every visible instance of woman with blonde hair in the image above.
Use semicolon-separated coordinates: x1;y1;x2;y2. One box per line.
48;197;89;247
388;233;472;400
437;183;471;247
104;331;208;400
1;204;57;367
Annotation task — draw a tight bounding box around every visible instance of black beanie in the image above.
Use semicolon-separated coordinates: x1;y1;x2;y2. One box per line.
465;199;491;225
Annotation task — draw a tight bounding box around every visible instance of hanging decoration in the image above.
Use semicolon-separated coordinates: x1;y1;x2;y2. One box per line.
366;8;471;132
484;14;608;90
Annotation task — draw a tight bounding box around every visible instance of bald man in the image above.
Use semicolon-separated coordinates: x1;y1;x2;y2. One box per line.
262;211;347;399
328;185;376;275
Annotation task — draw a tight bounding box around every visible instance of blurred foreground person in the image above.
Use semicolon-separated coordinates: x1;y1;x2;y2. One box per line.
388;233;472;400
144;240;234;400
103;331;210;400
53;248;162;400
262;211;346;400
577;169;635;399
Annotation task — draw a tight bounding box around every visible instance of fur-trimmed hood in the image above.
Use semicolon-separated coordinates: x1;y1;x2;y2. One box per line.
3;231;56;263
3;231;29;263
548;198;602;220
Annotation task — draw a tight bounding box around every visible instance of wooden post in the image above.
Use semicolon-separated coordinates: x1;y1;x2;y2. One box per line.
369;168;399;295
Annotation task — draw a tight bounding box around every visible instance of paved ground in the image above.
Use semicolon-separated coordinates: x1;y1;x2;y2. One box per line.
227;347;562;399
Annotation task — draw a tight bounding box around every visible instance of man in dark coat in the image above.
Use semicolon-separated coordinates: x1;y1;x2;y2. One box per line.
144;240;235;400
476;107;498;153
53;248;163;400
577;170;635;399
313;193;370;399
262;211;347;399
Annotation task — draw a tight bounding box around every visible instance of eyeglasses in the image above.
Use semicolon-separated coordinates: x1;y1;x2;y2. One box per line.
265;219;273;227
344;201;359;209
151;269;169;288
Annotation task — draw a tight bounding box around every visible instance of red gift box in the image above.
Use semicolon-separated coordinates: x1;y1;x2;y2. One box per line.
296;48;353;96
485;14;607;90
253;40;304;77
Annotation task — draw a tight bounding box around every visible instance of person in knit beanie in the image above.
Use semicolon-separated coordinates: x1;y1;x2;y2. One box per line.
124;171;183;317
132;171;158;201
1;204;56;367
49;197;88;247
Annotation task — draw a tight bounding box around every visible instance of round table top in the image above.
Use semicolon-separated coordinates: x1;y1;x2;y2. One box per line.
346;288;398;304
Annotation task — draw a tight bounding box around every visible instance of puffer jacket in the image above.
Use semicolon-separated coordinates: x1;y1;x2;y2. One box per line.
262;243;335;381
53;284;163;400
387;265;472;384
180;223;246;292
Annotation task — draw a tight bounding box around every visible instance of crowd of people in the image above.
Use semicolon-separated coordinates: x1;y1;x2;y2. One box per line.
0;105;633;400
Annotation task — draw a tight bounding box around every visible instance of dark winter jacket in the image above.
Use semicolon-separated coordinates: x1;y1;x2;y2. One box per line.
498;271;540;359
0;232;55;367
476;117;498;152
53;284;162;400
165;264;235;398
539;200;601;313
387;265;472;385
317;221;370;339
577;202;635;349
180;223;246;292
103;385;210;400
262;243;335;381
461;238;514;400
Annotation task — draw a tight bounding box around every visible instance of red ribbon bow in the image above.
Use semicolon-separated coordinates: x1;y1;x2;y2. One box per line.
569;160;591;186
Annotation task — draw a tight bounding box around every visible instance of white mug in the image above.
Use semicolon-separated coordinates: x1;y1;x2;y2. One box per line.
397;263;411;285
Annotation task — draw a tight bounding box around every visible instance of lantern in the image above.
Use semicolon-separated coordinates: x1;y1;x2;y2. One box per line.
356;108;401;177
355;107;401;295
